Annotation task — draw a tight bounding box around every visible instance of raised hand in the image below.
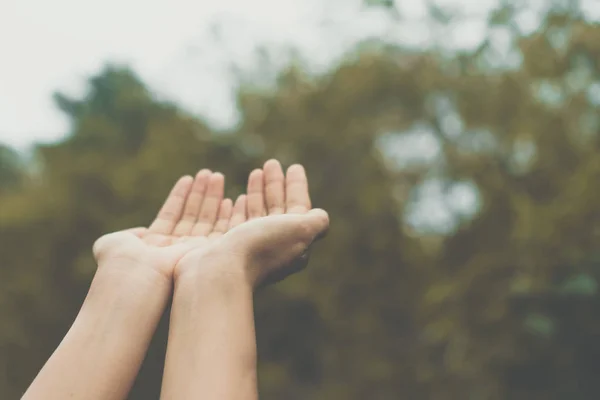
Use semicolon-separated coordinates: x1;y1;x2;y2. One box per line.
92;169;245;282
23;169;245;400
26;161;327;400
176;159;329;289
161;160;329;400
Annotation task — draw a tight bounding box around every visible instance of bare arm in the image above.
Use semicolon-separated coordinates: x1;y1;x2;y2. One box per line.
160;259;258;400
160;160;328;400
23;170;231;400
22;265;170;400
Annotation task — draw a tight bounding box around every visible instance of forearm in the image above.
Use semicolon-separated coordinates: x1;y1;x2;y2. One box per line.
160;258;258;400
23;265;171;400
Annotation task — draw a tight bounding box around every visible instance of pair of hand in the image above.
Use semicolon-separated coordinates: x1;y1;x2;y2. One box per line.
92;159;329;290
22;159;329;400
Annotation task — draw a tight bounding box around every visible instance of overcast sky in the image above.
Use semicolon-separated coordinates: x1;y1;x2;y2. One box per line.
0;0;502;150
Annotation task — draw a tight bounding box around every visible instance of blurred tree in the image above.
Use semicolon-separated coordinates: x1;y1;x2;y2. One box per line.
368;1;600;399
2;1;600;399
0;144;24;193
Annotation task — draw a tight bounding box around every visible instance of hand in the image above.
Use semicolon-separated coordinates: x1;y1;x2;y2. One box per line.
160;160;328;400
24;170;245;400
176;159;329;289
92;169;245;284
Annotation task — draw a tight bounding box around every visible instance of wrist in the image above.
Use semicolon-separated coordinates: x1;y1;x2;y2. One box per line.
174;246;254;296
78;260;172;329
95;253;172;288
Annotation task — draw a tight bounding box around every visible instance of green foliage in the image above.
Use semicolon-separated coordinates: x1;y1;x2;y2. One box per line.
2;2;600;399
0;145;25;193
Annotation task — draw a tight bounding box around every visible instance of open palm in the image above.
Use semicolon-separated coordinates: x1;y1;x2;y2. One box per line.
93;169;246;280
93;159;327;286
176;160;329;287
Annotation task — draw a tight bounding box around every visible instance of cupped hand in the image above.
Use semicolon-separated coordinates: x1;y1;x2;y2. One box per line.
92;169;246;283
176;159;329;288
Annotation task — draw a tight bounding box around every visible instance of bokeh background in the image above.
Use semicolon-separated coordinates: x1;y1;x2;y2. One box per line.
2;0;600;398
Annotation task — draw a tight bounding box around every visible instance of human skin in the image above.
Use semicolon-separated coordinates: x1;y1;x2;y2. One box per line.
22;159;328;400
160;159;329;400
22;169;241;400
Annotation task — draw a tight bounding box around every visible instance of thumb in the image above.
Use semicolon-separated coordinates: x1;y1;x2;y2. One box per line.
304;208;330;242
257;210;328;289
93;227;146;259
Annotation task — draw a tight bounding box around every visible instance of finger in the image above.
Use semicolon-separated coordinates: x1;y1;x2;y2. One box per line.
172;169;212;236
228;194;248;229
191;172;225;236
263;159;285;215
247;168;266;219
209;198;233;237
285;164;311;214
147;175;194;235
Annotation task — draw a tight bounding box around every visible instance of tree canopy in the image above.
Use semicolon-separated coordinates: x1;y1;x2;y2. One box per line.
2;2;600;399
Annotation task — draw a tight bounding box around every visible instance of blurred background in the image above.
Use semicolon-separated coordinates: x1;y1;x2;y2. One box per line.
2;0;600;398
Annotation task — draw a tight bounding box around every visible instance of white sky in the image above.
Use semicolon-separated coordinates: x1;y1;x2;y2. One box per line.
0;0;500;150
